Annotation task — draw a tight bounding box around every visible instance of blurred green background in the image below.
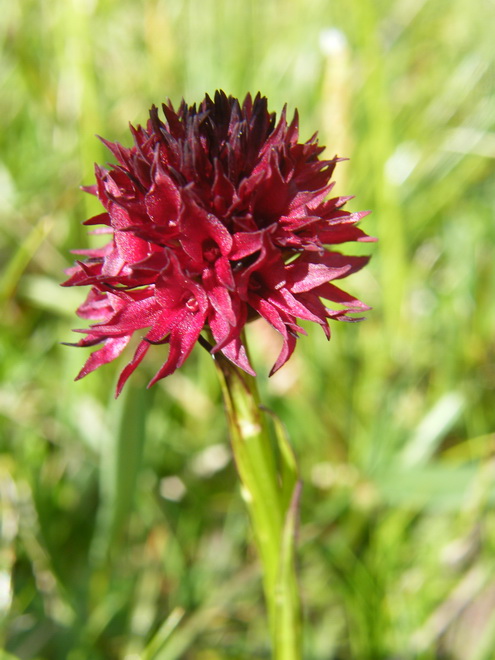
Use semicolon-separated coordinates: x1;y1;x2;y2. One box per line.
1;0;495;658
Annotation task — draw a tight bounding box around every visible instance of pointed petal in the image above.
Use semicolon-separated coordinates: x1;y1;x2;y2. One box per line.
115;340;151;396
76;336;131;381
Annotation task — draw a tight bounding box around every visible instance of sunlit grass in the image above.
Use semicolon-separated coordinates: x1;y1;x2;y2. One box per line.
1;0;495;658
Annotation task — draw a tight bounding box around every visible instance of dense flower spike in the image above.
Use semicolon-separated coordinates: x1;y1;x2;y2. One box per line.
63;91;374;394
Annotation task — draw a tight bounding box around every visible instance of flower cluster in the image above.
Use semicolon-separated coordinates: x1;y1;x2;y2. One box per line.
63;91;373;394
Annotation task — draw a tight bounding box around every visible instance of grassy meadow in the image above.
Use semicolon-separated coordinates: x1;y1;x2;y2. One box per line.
1;0;495;658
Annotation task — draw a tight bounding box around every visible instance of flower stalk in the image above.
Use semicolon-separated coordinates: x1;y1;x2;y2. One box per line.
213;346;302;659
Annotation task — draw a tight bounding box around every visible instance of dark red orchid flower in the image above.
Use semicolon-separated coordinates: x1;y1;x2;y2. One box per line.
63;91;374;395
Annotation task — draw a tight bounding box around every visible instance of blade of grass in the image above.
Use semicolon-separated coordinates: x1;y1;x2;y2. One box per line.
90;383;147;564
0;216;52;302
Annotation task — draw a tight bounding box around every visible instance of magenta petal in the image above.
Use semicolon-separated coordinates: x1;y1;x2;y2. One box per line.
62;261;104;287
230;230;265;260
316;225;376;245
70;244;112;259
179;195;233;264
288;258;352;293
209;307;255;376
208;299;247;352
116;340;151;396
98;136;133;166
219;337;256;376
268;287;323;325
76;336;131;381
212;158;237;214
147;311;205;386
155;252;209;313
214;256;235;290
145;163;181;226
89;296;159;337
204;272;236;326
83;212;111;227
249;296;297;375
288;251;370;293
76;289;116;320
315;282;371;311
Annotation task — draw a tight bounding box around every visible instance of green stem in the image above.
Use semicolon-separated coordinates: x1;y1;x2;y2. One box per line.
213;349;302;659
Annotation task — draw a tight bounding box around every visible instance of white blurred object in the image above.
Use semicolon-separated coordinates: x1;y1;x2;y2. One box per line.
159;476;186;502
319;28;347;55
190;444;231;478
385;142;421;185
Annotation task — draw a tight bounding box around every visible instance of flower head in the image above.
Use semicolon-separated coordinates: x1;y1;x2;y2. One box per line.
63;91;373;395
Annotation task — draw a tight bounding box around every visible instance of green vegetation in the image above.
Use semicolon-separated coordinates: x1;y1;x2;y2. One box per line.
1;0;494;657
